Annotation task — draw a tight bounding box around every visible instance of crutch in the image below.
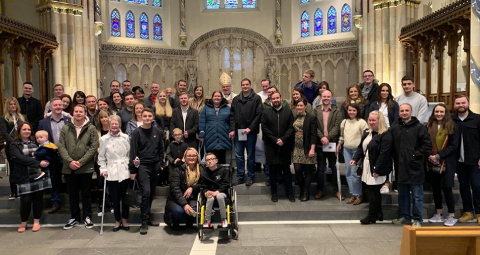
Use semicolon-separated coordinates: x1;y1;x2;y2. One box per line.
335;159;342;202
100;173;107;235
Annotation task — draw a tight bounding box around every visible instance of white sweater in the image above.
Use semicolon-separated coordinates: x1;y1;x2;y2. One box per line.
339;119;369;149
98;132;130;182
396;92;428;124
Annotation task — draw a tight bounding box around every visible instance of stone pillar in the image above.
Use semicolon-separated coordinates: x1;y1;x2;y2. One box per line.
361;0;367;75
374;6;383;82
274;0;282;45
470;3;480;112
179;0;187;47
389;6;396;88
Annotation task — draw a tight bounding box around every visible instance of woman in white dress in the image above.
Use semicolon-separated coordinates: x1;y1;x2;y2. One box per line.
350;111;393;224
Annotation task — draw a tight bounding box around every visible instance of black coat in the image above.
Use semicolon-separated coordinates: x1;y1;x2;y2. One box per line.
359;82;379;104
369;101;399;126
353;130;393;177
200;165;230;194
427;124;460;188
17;96;43;132
166;141;188;167
8;140;40;184
230;89;263;134
164;164;204;226
390;117;432;185
294;113;317;155
261;106;294;165
452;110;480;165
170;106;199;148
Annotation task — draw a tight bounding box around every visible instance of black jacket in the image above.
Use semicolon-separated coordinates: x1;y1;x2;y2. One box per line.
8;140;40;184
17;96;43;131
359;81;379;104
369;101;399;126
261;106;294;165
390;116;432;185
294;113;318;155
452;110;480;165
353;130;393;177
341;101;370;121
166;140;188;167
200;165;230;194
164;164;203;226
230;89;263;134
170;106;199;148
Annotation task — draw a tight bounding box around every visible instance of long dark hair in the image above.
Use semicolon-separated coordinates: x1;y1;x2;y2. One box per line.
346;103;361;120
375;83;395;108
73;91;86;106
14;121;34;141
427;104;455;135
60;94;73;115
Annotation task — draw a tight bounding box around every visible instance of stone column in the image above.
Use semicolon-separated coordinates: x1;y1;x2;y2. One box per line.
374;6;383;82
361;0;367;74
274;0;282;45
470;2;480;112
179;0;187;47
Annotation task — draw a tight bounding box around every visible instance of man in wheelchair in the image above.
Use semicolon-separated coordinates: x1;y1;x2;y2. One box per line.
200;152;230;228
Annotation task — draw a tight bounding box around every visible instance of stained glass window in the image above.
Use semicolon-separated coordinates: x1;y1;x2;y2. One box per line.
300;0;309;4
224;0;238;8
125;0;148;4
301;11;309;38
327;6;336;34
242;0;256;8
153;14;162;40
153;0;161;7
206;0;220;9
140;13;149;39
314;9;323;36
341;4;352;32
125;11;135;38
110;0;120;2
111;9;120;37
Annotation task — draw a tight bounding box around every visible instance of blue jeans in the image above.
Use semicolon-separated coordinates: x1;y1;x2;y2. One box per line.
398;184;424;222
172;204;197;226
264;164;270;181
456;162;480;214
235;133;257;180
344;147;362;196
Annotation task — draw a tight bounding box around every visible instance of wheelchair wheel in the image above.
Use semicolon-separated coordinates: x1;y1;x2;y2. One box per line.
196;193;202;230
229;190;239;240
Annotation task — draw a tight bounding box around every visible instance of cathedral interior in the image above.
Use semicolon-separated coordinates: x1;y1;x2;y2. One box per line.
0;0;478;113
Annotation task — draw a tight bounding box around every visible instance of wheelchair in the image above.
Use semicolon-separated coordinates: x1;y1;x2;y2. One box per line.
196;164;239;241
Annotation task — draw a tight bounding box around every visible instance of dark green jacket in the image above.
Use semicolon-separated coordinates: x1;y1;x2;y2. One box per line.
58;120;99;174
314;104;343;143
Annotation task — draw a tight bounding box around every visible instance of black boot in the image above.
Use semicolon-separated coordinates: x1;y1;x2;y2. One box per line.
360;214;376;224
301;191;309;202
299;187;304;200
377;211;384;221
140;221;148;235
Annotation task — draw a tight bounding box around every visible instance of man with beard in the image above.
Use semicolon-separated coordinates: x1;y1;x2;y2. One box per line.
452;95;480;225
391;103;432;227
117;91;136;133
104;80;121;106
220;72;237;106
85;95;98;124
122;80;132;96
170;92;199;148
171;80;188;109
261;92;295;202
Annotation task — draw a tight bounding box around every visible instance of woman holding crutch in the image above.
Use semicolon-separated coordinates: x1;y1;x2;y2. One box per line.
98;115;131;232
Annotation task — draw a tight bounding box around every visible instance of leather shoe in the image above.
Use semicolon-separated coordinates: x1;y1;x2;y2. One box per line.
271;194;278;202
147;220;160;227
335;192;344;201
113;223;121;232
314;191;324;199
49;204;60;214
288;195;295;202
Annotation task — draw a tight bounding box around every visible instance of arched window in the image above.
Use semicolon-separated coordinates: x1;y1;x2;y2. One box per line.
224;0;238;8
152;0;161;7
301;11;310;38
242;0;256;8
125;0;148;4
153;14;162;40
341;4;352;32
314;8;323;36
111;9;121;37
125;11;135;38
140;13;149;39
300;0;309;4
327;6;337;34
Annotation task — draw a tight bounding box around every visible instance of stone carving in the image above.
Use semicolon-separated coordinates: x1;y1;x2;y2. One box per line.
0;16;57;47
187;65;197;93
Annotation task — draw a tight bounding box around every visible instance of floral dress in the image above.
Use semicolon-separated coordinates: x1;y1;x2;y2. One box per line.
292;115;316;164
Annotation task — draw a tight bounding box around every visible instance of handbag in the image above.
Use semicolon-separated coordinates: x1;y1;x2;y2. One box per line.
430;161;445;174
124;179;142;208
337;144;345;163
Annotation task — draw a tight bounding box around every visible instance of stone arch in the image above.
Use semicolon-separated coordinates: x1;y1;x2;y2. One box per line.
336;59;347;97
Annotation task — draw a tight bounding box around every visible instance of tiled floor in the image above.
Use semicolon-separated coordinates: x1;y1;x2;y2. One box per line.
1;222;477;255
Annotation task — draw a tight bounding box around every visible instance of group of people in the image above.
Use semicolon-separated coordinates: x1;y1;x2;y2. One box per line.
2;68;479;235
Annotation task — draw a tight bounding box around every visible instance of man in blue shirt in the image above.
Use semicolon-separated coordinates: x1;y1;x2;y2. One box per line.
294;69;318;105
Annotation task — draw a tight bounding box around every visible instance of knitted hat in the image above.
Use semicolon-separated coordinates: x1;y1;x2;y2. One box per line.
219;72;232;85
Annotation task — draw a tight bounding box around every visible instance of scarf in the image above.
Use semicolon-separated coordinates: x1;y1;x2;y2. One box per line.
428;122;448;155
185;164;200;188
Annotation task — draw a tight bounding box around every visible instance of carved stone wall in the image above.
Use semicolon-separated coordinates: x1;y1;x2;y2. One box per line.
100;27;358;100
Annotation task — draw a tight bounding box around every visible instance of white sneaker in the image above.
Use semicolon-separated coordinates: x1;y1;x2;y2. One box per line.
84;216;94;229
380;185;390;194
221;218;228;228
444;216;457;227
428;213;444;223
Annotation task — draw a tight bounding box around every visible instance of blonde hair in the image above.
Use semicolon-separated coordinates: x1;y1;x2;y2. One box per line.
173;128;182;134
369;111;388;134
96;110;110;132
155;90;172;117
35;130;49;139
3;97;25;122
132;102;146;122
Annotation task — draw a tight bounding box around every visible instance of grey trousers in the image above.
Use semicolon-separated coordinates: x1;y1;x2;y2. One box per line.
205;192;227;222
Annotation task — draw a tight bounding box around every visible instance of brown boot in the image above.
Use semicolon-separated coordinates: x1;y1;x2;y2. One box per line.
346;196;356;204
335;192;344;201
353;195;363;205
314;191;324;199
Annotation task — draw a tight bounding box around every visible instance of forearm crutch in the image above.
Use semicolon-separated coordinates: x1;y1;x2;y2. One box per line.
100;174;107;235
336;159;342;202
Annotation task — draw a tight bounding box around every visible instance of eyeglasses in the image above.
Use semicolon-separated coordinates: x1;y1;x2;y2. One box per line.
205;158;217;162
186;155;197;158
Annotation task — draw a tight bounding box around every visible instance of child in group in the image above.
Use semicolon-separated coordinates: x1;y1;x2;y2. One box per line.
200;152;230;228
165;128;188;178
30;130;59;180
